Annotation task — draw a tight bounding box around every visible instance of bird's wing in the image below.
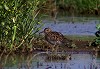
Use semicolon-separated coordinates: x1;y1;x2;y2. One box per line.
49;31;64;41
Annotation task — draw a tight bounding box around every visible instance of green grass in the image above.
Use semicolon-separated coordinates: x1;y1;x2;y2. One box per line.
0;0;45;52
57;17;100;23
65;35;96;41
40;15;100;23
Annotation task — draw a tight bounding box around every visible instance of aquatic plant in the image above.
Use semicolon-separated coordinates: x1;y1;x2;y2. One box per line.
91;24;100;48
95;24;100;46
96;24;100;30
0;0;45;52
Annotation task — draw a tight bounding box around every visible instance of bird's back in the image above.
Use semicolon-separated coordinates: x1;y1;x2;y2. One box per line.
45;31;69;45
42;28;72;47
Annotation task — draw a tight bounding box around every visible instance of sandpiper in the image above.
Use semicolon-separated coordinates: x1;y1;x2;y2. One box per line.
40;28;72;52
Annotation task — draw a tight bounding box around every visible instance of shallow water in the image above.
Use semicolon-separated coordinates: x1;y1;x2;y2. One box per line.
1;18;100;69
40;20;99;35
0;52;100;69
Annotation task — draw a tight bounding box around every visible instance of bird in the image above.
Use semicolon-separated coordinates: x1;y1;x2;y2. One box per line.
40;27;72;53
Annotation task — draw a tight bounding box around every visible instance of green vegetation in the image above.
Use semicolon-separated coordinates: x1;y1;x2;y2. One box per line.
0;0;46;52
91;24;100;48
60;0;100;15
96;24;100;30
0;0;100;67
0;0;100;53
95;24;100;46
65;35;95;41
38;0;100;17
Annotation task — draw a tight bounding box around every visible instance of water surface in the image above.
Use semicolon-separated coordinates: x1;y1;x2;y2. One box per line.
1;17;100;69
41;20;99;36
0;52;100;69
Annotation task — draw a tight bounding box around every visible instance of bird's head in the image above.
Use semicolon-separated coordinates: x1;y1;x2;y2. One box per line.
39;27;52;34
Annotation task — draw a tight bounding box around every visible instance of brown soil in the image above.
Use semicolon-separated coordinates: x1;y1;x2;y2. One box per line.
32;38;100;53
0;38;99;54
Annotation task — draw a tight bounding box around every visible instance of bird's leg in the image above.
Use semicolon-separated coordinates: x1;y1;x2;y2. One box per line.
51;45;55;53
46;42;50;54
55;45;57;54
46;46;48;54
56;45;59;54
56;46;58;54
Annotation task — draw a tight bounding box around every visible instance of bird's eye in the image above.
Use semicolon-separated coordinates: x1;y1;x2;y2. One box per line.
46;29;48;31
46;29;50;31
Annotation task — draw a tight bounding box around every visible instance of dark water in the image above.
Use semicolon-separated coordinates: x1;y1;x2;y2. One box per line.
0;52;100;69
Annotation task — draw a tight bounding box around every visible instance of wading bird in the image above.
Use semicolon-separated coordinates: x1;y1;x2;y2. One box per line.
40;28;72;53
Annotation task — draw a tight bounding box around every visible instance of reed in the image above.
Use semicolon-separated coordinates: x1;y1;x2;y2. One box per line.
0;0;46;52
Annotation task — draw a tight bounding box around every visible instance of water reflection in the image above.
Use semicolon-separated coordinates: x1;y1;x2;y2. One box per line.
0;52;100;69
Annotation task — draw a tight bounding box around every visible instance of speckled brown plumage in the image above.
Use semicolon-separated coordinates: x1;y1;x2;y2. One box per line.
41;28;72;47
